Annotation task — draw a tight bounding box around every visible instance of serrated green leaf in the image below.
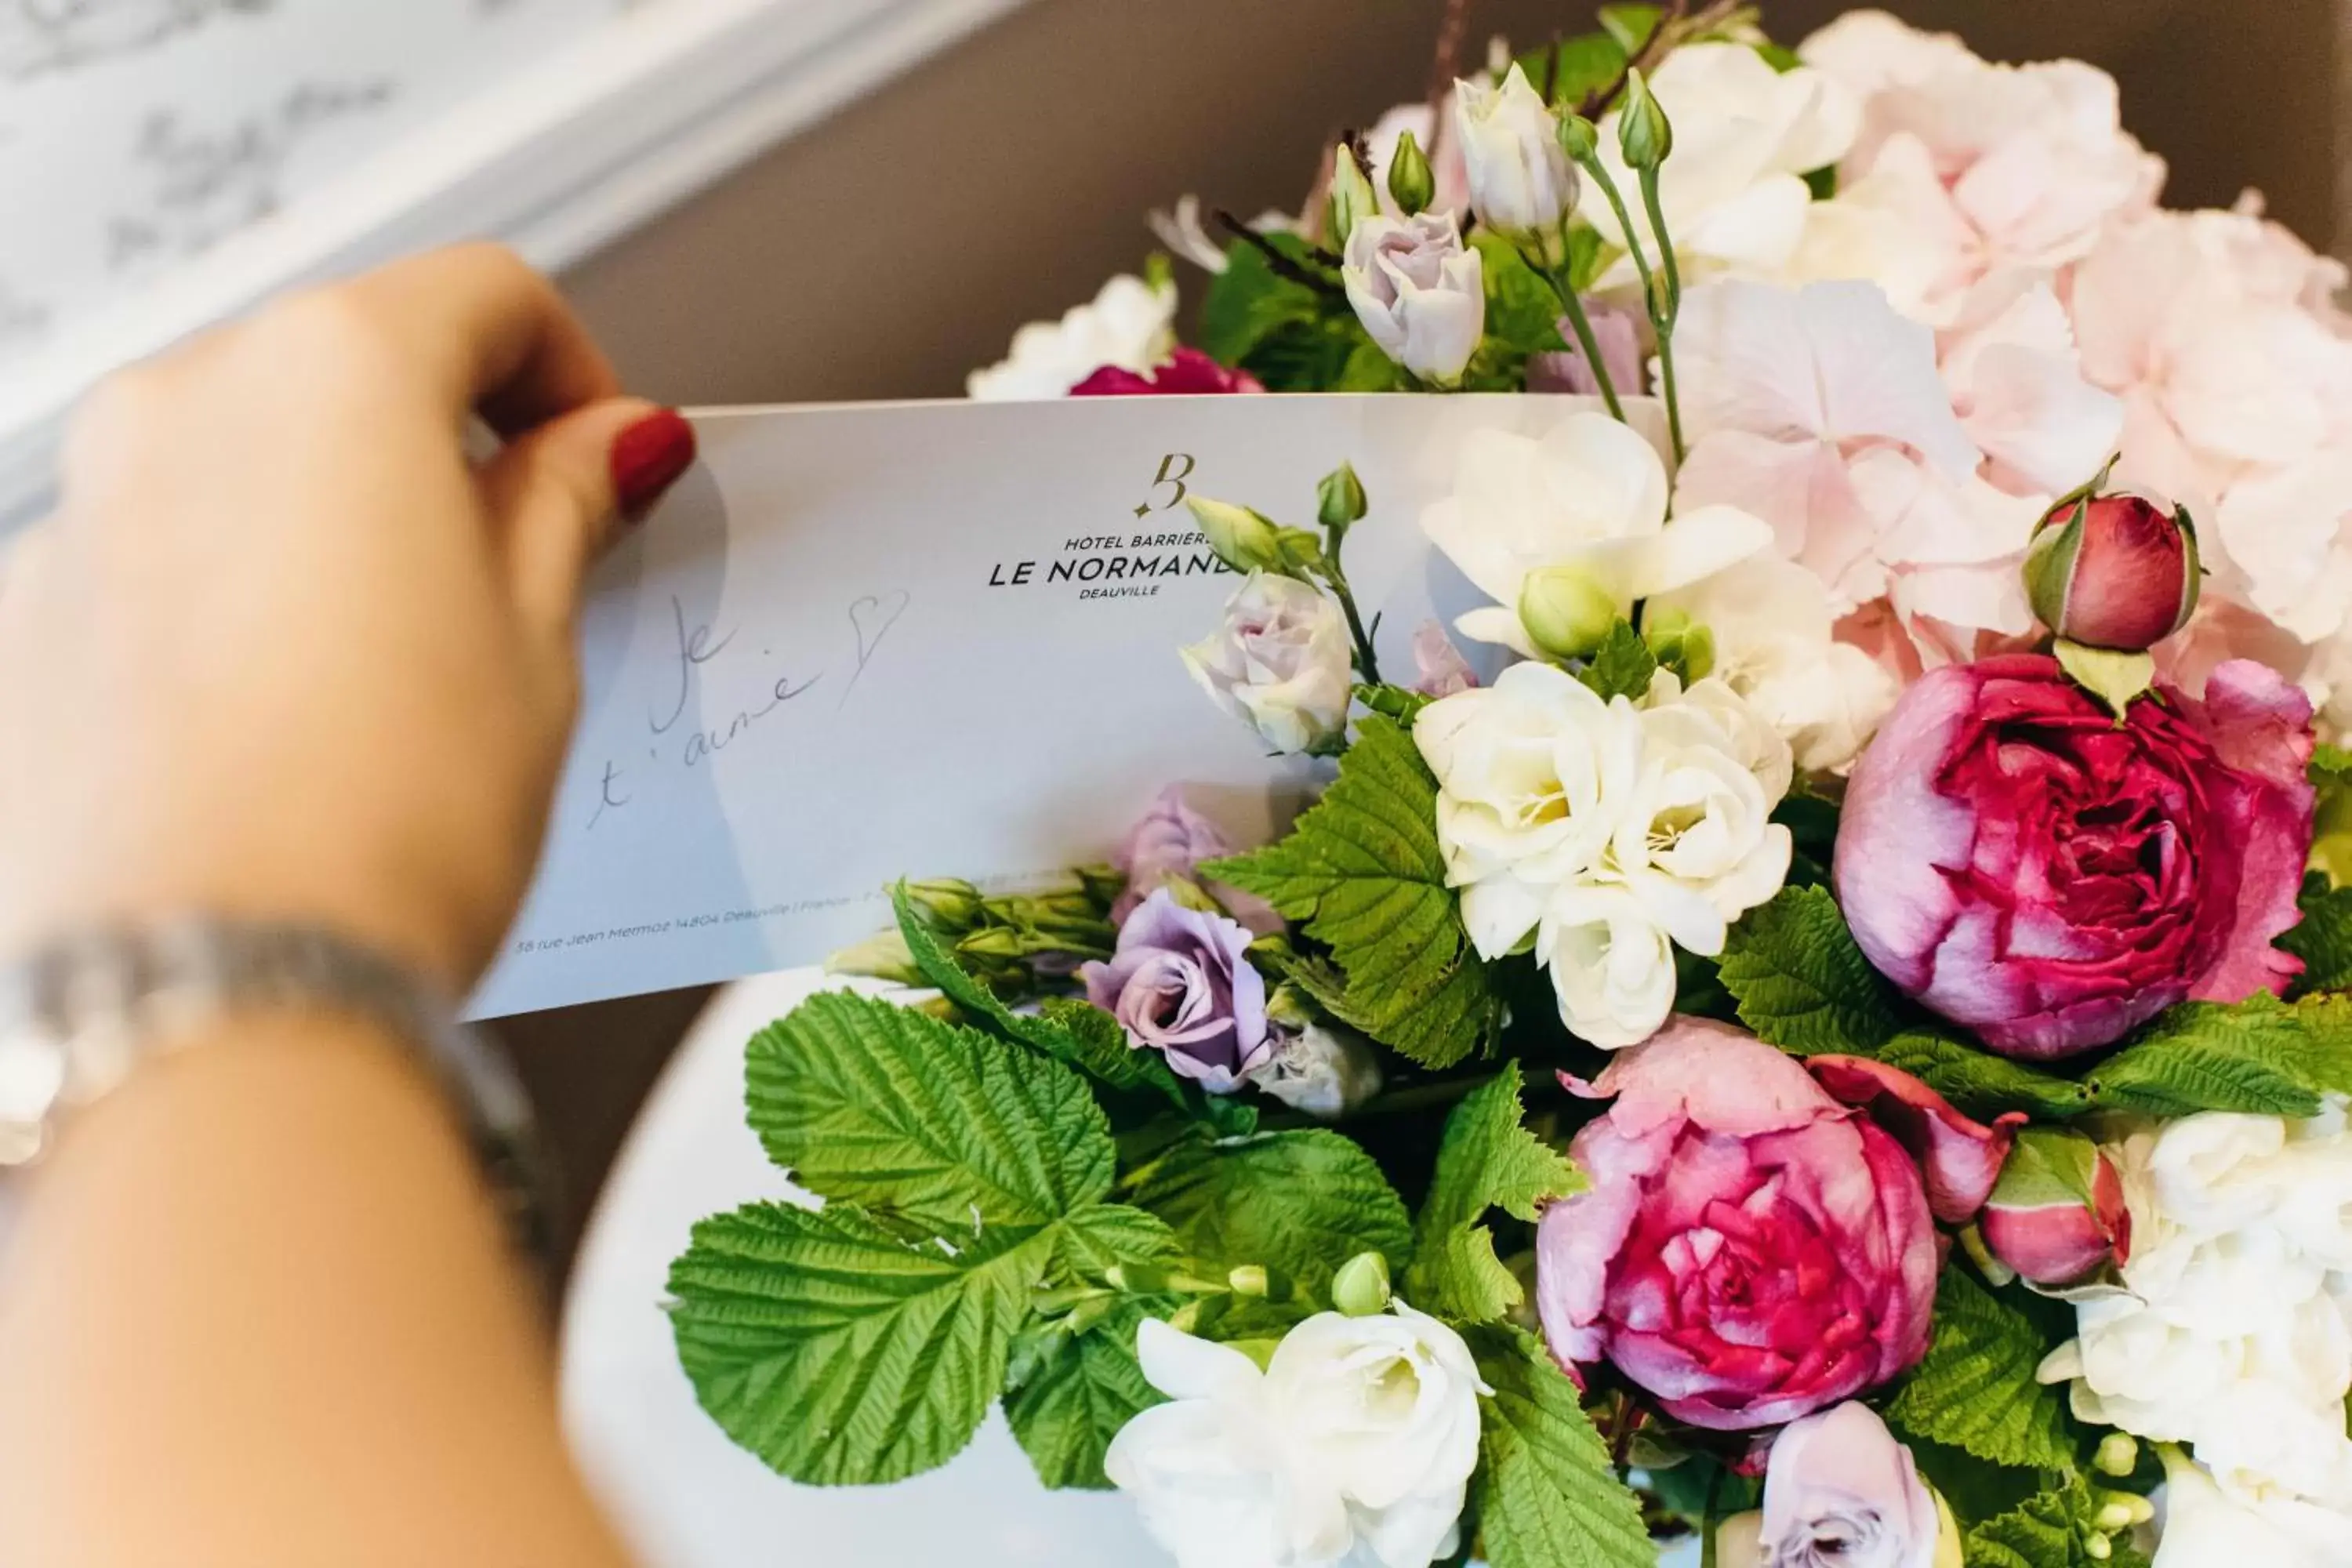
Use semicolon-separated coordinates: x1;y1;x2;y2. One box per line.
2085;997;2325;1117
1123;1129;1411;1294
2285;873;2352;991
1468;1323;1653;1568
893;886;1253;1135
1472;232;1570;359
1207;713;1500;1067
1577;619;1657;701
1408;1063;1583;1322
2312;742;2352;781
746;991;1112;1230
1875;1033;2095;1122
1515;31;1628;107
1003;1298;1170;1490
1718;885;1904;1054
1964;1476;2105;1568
1886;1266;2078;1472
668;1200;1052;1486
1198;234;1377;392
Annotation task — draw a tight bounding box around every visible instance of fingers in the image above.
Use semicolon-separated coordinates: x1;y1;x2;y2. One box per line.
477;400;696;637
343;244;622;436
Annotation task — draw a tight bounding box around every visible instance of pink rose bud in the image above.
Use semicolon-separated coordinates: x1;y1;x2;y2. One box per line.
2022;492;2201;652
1980;1127;2132;1287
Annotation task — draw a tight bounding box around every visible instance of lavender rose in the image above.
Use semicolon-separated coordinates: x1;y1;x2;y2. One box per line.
1835;655;2316;1059
1719;1402;1958;1568
1081;889;1272;1091
1111;787;1280;935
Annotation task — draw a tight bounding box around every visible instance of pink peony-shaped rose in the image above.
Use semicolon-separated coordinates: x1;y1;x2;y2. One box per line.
1069;347;1264;397
1836;654;2315;1059
1534;1019;1943;1432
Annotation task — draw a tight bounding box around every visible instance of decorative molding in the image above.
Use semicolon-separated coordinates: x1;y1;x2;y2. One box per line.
0;0;1031;531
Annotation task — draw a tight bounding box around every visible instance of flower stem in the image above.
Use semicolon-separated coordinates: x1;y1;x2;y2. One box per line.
1519;240;1627;422
1319;533;1384;687
1638;166;1687;464
1700;1464;1725;1568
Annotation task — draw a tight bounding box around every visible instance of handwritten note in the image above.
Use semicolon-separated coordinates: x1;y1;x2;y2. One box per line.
470;393;1602;1018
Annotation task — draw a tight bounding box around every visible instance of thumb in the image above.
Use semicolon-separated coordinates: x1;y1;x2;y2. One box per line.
479;399;696;636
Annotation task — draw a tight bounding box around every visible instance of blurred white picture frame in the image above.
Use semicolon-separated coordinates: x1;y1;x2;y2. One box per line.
0;0;1029;533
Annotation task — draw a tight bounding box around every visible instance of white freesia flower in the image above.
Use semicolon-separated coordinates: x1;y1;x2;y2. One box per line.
1247;1022;1385;1120
1342;212;1486;385
1453;64;1577;236
1536;882;1678;1049
1421;412;1773;658
2040;1105;2352;1542
1581;42;1860;290
1105;1307;1486;1568
1181;573;1353;755
1413;662;1643;959
1650;553;1900;771
2154;1446;2352;1568
966;274;1177;400
1615;673;1795;955
1415;664;1794;1049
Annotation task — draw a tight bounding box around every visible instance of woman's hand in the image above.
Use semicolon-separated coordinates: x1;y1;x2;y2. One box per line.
0;245;694;991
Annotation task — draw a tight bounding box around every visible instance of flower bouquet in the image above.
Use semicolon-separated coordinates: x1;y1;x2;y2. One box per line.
664;7;2352;1563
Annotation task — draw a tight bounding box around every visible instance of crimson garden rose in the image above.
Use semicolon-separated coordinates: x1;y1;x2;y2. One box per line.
1835;655;2314;1060
1069;347;1264;396
1534;1019;1953;1432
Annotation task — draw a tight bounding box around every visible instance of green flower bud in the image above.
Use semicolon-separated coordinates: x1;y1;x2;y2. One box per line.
954;925;1025;962
1227;1264;1271;1298
1385;129;1436;216
905;877;985;932
822;929;923;985
2093;1432;2140;1477
1331;1251;1393;1317
1641;606;1715;682
1186;495;1287;575
1518;563;1623;662
1317;461;1369;532
1073;861;1123;912
1617;68;1673;169
1558;112;1600;165
1327;141;1379;245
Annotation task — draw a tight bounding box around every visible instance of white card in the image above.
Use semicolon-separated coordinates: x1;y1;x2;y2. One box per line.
470;392;1613;1018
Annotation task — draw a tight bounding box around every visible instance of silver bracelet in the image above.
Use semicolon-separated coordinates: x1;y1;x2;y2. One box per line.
0;917;553;1261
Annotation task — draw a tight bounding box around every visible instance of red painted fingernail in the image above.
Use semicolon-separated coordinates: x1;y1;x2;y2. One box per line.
611;408;697;517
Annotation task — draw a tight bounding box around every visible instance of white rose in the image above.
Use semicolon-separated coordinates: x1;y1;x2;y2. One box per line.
1452;63;1578;236
966;273;1176;400
1582;42;1860;290
1105;1308;1486;1568
1246;1022;1385;1120
1648;553;1899;772
1536;882;1677;1049
1613;676;1795;955
1342;212;1486;385
1181;573;1353;755
1413;662;1643;958
1420;412;1773;659
1258;1301;1489;1568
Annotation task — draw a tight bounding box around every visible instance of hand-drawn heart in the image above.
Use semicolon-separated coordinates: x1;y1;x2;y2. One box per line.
848;589;912;671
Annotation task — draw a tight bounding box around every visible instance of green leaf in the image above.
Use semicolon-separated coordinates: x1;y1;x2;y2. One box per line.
1886;1266;2078;1472
2086;996;2329;1117
1335;337;1407;391
1874;1033;2095;1122
1717;885;1904;1054
1003;1298;1168;1490
1471;232;1570;358
1207;713;1501;1067
1515;31;1628;107
1596;3;1662;53
746;990;1113;1230
2313;742;2352;782
668;1200;1052;1486
1408;1063;1583;1322
1576;619;1657;701
1468;1323;1654;1568
1198;233;1375;392
2285;873;2352;991
1124;1129;1412;1293
1356;681;1436;726
893;886;1254;1136
1964;1476;2106;1568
